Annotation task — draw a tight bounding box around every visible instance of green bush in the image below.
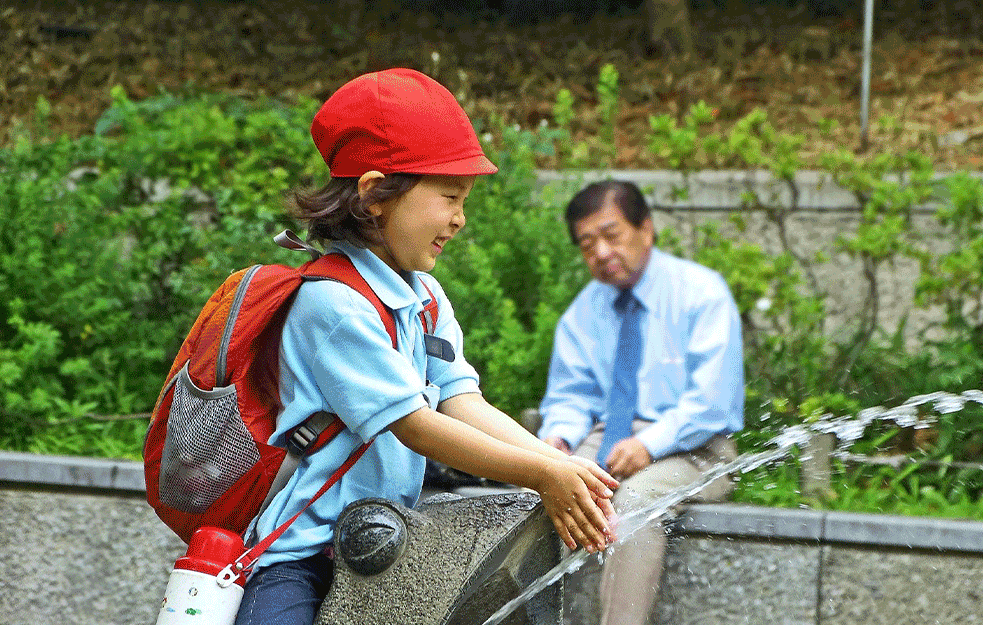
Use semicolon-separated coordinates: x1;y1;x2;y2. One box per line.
1;76;982;520
0;88;323;455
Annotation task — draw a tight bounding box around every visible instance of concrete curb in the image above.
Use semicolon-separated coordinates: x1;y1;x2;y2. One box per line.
0;450;145;493
4;451;981;553
680;503;983;553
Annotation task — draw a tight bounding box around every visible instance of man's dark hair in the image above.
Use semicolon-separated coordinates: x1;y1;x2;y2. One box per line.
291;174;422;248
564;180;650;245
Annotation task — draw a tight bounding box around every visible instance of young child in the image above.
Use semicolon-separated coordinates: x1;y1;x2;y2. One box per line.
234;68;618;625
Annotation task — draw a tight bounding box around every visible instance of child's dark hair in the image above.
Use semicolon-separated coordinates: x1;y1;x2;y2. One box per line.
292;174;422;247
564;180;650;245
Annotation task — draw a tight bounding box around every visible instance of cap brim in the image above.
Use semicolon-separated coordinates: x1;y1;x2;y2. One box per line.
405;153;498;176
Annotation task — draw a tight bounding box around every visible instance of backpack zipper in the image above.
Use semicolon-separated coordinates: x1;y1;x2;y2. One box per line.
215;264;263;386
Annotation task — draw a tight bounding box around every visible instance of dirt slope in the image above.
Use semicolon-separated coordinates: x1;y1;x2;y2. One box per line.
3;0;981;169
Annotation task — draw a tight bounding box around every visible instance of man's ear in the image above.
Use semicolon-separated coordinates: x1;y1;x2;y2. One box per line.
641;216;655;244
358;171;386;216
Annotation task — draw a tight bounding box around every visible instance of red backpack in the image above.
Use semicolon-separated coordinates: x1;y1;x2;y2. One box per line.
144;231;439;546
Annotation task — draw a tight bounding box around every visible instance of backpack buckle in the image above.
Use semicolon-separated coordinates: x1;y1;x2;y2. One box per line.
286;412;337;456
288;423;318;455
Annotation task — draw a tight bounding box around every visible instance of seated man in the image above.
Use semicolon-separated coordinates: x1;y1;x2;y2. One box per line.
538;180;744;625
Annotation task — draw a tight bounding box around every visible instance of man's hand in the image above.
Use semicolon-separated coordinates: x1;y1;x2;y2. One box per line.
543;436;571;454
603;437;651;480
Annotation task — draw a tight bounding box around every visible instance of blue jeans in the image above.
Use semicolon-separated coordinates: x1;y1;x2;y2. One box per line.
235;552;334;625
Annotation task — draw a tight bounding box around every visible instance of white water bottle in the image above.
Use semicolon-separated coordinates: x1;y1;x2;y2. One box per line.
156;527;247;625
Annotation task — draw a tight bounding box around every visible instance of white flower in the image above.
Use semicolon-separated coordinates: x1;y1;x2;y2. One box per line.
755;297;772;312
482;133;493;143
431;51;440;64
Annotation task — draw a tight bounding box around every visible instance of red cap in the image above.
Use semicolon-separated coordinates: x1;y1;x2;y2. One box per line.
311;68;497;178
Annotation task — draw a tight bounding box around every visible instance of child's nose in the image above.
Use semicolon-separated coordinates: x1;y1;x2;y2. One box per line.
450;208;465;231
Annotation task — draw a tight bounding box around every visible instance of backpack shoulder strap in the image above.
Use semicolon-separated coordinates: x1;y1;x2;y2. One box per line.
418;276;439;335
301;254;398;349
301;251;450;361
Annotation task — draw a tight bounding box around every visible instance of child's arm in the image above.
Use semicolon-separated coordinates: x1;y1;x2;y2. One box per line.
437;392;618;494
389;405;614;553
437;392;572;456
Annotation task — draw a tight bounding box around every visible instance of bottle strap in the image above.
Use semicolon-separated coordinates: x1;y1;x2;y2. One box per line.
218;438;373;587
251;412;344;534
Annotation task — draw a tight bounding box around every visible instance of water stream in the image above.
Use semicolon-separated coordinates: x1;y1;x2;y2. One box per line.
481;389;983;625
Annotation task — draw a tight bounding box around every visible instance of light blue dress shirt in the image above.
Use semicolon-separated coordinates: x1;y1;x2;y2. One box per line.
253;241;480;571
538;248;744;461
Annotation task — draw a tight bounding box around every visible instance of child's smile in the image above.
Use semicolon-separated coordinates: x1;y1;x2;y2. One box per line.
369;174;475;274
432;235;451;256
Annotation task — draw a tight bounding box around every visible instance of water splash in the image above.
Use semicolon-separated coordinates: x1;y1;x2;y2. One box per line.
483;438;795;625
480;389;983;625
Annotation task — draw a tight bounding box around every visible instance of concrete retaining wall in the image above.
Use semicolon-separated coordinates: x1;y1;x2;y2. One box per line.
2;451;982;625
565;504;983;625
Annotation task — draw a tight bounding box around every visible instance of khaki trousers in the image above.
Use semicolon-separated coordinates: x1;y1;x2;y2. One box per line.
573;420;738;625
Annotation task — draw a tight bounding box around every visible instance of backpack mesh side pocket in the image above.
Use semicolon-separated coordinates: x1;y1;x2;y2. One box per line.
159;362;261;513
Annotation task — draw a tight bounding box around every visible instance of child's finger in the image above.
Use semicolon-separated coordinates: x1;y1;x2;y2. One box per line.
594;466;620;490
581;469;616;503
550;512;578;551
568;456;619;490
568;515;597;553
567;472;614;542
593;492;617;523
569;503;610;551
561;491;610;546
552;512;590;551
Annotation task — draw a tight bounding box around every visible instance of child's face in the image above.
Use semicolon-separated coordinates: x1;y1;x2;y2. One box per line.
369;174;476;274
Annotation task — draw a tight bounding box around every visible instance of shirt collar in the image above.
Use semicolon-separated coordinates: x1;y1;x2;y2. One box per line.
328;241;420;312
628;247;661;311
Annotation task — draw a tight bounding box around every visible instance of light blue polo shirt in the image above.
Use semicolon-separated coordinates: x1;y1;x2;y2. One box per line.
252;241;480;571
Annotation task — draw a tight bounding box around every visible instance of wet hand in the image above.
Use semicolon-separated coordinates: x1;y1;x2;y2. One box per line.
565;455;619;495
536;459;615;553
565;455;618;526
603;437;651;481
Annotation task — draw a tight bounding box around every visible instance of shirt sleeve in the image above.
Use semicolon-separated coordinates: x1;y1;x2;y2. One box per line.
635;274;745;460
420;274;481;402
277;280;428;444
537;310;603;450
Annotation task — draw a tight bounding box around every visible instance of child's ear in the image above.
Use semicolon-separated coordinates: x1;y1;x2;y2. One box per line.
358;171;386;217
358;171;385;197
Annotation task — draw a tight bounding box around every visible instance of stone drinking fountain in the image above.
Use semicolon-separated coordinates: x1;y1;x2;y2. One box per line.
316;490;563;625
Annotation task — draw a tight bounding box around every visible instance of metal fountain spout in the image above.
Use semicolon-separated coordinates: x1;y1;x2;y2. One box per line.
316;491;562;625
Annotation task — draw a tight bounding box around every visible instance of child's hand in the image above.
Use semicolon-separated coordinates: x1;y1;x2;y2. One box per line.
535;458;617;553
566;455;619;491
565;455;619;522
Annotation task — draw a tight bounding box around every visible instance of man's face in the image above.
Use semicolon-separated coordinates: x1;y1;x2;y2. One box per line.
573;200;653;289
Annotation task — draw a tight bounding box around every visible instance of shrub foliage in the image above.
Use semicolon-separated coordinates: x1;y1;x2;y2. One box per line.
2;70;981;517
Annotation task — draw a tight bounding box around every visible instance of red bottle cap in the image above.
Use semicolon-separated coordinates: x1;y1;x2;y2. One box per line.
175;527;245;585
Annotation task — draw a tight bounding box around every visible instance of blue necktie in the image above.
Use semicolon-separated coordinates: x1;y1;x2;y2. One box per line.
597;290;642;469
